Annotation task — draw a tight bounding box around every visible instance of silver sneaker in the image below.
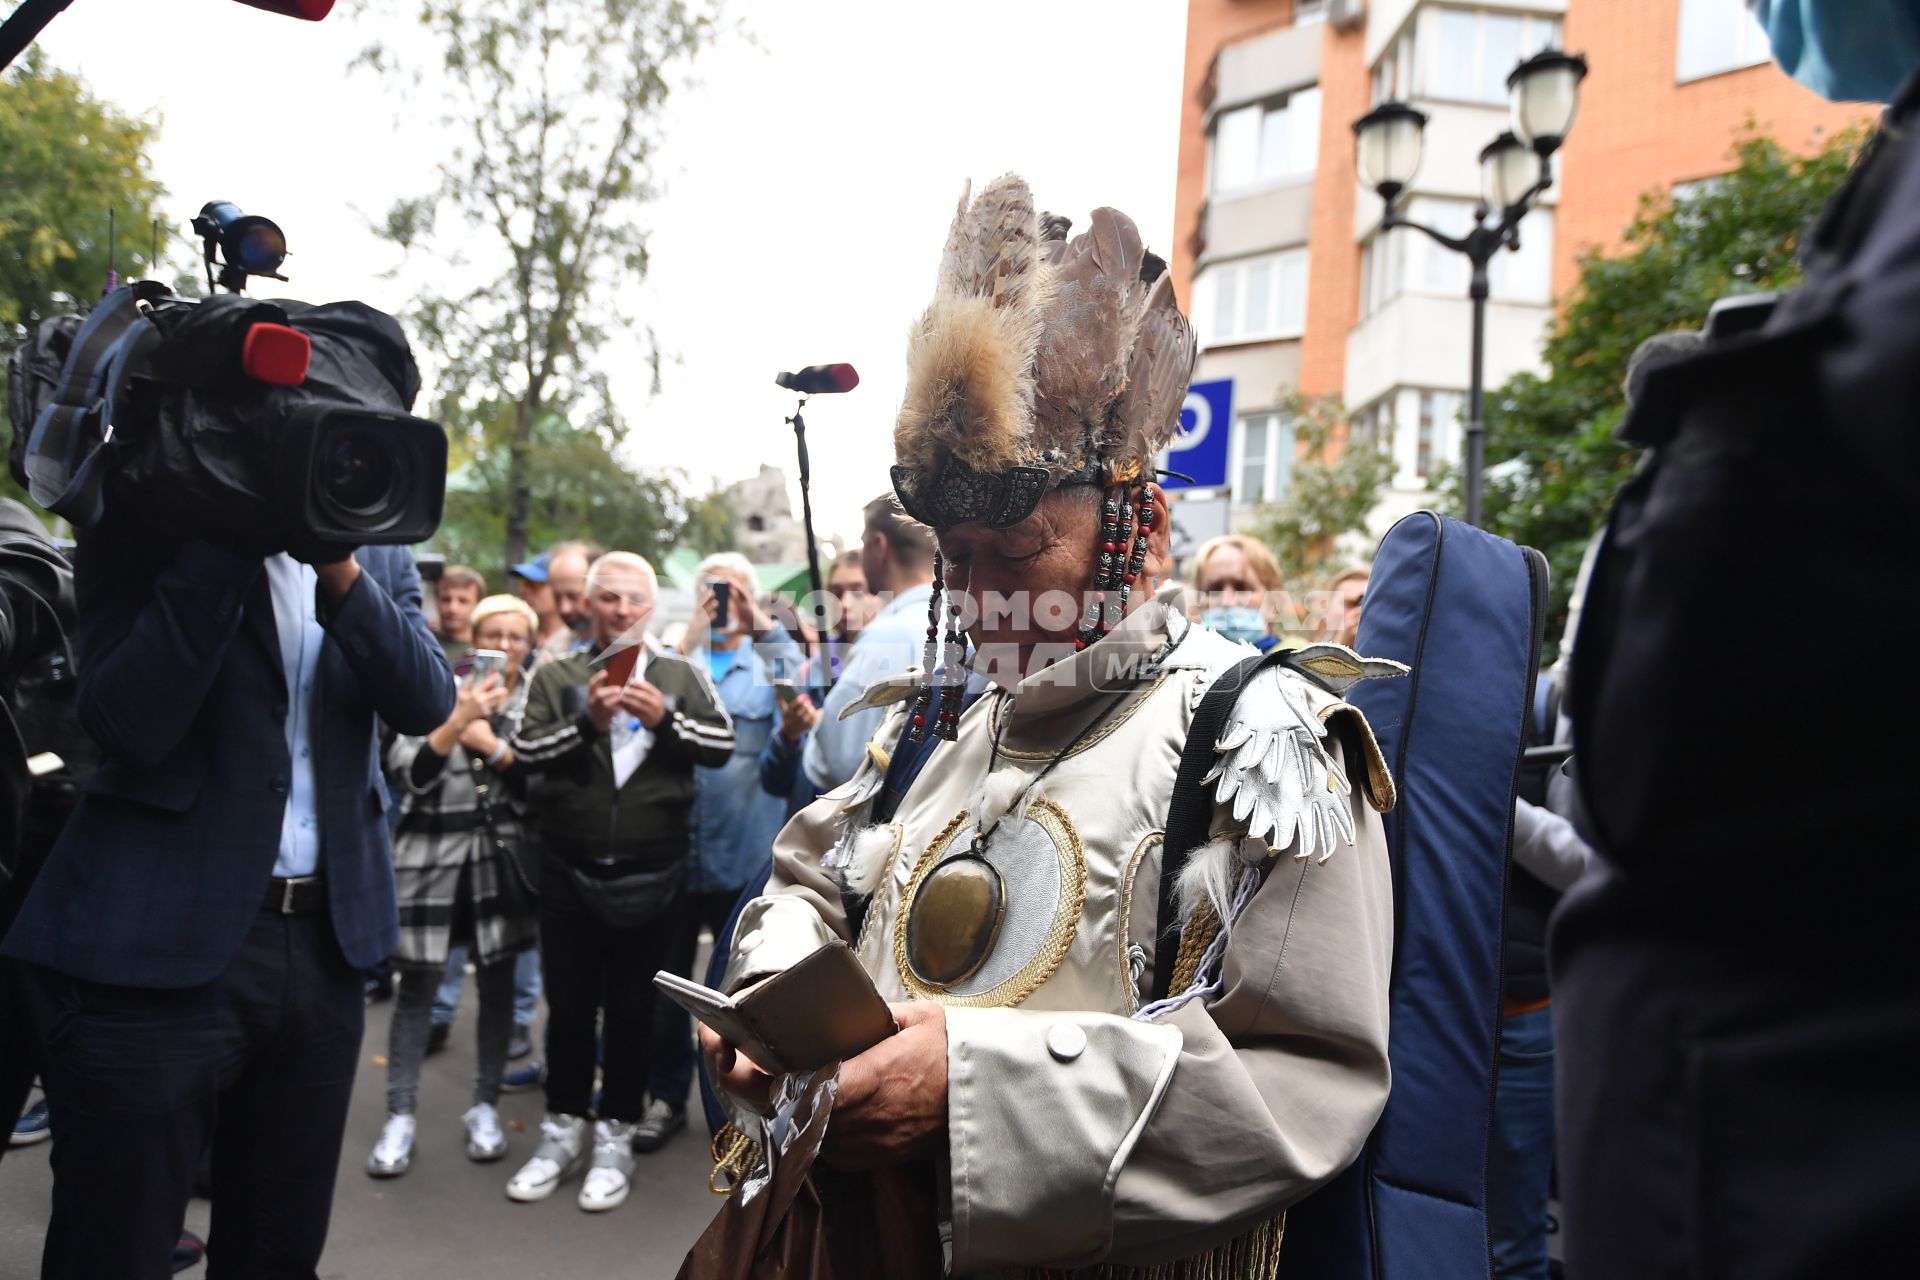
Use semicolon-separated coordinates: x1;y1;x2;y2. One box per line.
366;1112;415;1178
463;1102;508;1162
577;1119;637;1212
505;1113;588;1202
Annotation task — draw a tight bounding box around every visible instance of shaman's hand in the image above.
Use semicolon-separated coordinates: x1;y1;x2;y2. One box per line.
821;1000;948;1171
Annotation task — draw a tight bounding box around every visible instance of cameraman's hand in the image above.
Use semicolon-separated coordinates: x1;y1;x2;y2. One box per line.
311;555;362;604
586;671;625;733
621;680;667;730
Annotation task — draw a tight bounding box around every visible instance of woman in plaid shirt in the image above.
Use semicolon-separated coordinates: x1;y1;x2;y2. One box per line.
366;594;543;1178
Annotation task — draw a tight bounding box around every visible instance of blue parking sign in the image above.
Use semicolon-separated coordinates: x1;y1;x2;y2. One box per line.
1160;377;1233;490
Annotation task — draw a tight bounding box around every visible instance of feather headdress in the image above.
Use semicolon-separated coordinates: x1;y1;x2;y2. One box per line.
891;175;1198;531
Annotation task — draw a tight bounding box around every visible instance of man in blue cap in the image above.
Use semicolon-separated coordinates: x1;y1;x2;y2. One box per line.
510;554;569;656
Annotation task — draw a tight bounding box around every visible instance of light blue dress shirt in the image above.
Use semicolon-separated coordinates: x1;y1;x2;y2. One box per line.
265;554;325;878
801;582;932;791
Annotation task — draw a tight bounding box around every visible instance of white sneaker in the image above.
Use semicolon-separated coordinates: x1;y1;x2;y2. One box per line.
577;1120;637;1213
505;1113;588;1202
366;1112;415;1178
463;1102;507;1163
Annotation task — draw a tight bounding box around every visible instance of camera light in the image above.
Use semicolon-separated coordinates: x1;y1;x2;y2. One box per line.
194;201;289;284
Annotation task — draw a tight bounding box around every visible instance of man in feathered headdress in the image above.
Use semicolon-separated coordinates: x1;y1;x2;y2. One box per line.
706;176;1401;1276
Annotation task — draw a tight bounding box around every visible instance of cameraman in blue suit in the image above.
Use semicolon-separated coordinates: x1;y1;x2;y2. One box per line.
2;522;452;1280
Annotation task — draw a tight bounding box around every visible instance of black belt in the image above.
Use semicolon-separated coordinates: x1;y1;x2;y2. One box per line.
263;875;327;915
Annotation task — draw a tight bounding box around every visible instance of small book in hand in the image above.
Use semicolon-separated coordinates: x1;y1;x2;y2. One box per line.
653;939;897;1076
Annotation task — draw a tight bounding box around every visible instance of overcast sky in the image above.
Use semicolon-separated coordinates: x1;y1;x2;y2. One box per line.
36;0;1187;550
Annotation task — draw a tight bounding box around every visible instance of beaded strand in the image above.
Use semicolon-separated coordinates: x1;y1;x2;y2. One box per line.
906;552;948;743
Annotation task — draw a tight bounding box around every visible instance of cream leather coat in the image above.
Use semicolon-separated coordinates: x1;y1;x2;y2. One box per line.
726;592;1394;1274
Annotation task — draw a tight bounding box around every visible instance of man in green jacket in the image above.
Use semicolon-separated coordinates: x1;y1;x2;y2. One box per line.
505;551;733;1213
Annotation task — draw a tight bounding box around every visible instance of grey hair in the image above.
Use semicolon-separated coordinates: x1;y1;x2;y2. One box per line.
586;551;658;593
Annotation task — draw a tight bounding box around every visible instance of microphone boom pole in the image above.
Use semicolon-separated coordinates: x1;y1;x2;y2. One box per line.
787;398;829;687
776;364;857;690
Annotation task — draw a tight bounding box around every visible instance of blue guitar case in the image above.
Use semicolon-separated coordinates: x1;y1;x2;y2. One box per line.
1277;511;1547;1279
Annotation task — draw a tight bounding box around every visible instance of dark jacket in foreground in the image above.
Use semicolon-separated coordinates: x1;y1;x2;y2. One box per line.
513;640;734;859
1;523;453;988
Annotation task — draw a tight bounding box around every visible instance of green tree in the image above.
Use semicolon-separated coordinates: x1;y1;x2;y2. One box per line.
1251;388;1394;586
358;0;715;566
431;398;731;582
1468;129;1862;631
0;52;167;511
677;483;738;558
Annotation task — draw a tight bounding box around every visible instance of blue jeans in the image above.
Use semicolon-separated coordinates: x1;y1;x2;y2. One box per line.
1489;1005;1556;1278
432;946;541;1031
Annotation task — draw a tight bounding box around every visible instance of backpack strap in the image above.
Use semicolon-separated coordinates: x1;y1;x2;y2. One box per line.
1152;647;1289;1004
23;285;163;527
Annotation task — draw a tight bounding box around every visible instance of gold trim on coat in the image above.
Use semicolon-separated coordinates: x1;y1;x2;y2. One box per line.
989;674;1170;762
893;799;1087;1008
1117;831;1163;1014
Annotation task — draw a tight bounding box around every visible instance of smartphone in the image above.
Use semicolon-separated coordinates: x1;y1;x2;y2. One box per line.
774;679;800;708
467;649;508;686
710;579;732;630
601;642;642;687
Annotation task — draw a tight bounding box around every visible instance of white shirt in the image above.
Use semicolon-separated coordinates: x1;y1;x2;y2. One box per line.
609;645;655;787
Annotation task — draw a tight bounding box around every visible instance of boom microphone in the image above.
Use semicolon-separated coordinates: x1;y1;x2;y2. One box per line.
774;364;859;396
233;0;337;17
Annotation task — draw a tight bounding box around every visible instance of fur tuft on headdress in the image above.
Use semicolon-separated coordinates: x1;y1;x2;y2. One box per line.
895;176;1198;497
895;176;1055;477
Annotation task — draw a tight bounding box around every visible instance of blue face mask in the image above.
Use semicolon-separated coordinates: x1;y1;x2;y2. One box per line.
1748;0;1920;103
1200;606;1268;647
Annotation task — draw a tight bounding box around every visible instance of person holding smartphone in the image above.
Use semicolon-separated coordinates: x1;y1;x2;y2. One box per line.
506;552;734;1212
366;595;542;1179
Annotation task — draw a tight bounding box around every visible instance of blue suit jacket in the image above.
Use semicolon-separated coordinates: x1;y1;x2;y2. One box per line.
1;524;453;988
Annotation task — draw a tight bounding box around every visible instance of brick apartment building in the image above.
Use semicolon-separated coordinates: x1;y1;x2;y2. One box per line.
1169;0;1874;550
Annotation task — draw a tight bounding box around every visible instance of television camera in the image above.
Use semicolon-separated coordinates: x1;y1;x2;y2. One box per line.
6;201;447;552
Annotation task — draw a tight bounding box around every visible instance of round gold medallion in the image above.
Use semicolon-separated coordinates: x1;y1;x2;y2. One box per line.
904;854;1005;986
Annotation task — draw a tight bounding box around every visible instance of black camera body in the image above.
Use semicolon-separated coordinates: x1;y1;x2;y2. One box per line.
8;284;446;549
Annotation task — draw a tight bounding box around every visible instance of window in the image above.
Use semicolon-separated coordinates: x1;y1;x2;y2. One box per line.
1211;87;1322;196
1234;412;1294;504
1496;207;1554;304
1415;390;1464;481
1361;198;1555;312
1352;398;1396;453
1197;249;1311;345
1360;227;1407;318
1420;8;1562;105
1295;0;1328;24
1372;27;1417;103
1677;0;1771;82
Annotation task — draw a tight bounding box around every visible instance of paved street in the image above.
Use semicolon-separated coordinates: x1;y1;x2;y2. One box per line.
0;982;719;1278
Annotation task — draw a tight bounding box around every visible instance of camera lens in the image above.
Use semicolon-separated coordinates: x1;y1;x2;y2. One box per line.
317;423;411;529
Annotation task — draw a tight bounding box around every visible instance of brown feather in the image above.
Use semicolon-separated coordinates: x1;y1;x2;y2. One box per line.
895;177;1194;486
1114;274;1198;464
897;176;1053;477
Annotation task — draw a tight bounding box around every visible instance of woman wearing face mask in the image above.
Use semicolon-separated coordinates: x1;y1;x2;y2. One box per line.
1189;533;1288;651
366;595;542;1179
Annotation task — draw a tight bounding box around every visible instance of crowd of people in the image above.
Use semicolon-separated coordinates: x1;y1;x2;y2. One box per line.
351;502;1372;1218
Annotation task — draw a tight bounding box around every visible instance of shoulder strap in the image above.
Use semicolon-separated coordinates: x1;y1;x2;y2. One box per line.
24;285;163;527
1152;647;1288;1003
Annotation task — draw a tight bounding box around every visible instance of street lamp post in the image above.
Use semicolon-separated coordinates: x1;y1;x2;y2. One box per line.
1353;49;1587;528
